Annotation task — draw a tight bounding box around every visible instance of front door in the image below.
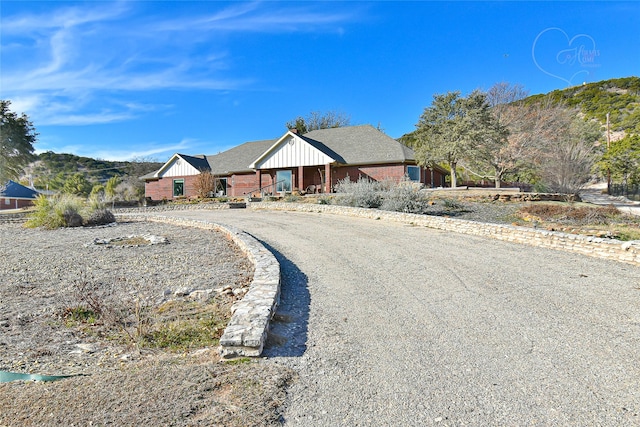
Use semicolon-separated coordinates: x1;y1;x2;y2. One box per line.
276;170;292;193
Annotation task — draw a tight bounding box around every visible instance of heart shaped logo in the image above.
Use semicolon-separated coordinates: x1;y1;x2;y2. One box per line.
532;27;601;86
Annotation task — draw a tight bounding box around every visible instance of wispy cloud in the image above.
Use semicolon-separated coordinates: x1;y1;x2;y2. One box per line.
1;1;358;126
37;138;199;162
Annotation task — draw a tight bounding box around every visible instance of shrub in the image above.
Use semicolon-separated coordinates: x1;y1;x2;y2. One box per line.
85;209;116;226
26;194;85;229
283;193;302;203
380;182;429;213
25;194;114;229
334;176;383;208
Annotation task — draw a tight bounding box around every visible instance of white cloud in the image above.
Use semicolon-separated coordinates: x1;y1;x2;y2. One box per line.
1;1;359;127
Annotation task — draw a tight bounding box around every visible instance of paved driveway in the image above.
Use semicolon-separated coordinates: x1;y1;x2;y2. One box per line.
164;209;640;426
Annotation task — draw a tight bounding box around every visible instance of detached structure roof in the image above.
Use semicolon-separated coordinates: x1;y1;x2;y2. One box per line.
0;180;39;199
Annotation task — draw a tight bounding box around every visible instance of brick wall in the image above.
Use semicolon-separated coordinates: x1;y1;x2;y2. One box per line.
0;198;34;210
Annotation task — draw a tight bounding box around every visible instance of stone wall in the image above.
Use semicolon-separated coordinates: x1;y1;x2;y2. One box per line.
116;213;281;359
252;202;640;266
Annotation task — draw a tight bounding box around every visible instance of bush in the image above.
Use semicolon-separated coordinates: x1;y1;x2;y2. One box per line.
380;182;429;213
334;176;383;208
25;194;114;229
26;194;85;229
85;209;116;226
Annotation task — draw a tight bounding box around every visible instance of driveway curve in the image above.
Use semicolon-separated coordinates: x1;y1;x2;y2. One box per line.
161;209;640;426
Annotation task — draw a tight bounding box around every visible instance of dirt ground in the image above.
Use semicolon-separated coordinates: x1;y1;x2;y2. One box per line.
0;221;293;427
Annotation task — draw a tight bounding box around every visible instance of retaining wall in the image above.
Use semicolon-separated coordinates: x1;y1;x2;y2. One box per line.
252;202;640;266
117;213;280;358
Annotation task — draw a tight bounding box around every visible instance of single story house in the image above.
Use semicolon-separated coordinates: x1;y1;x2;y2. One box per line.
0;180;40;210
143;125;448;200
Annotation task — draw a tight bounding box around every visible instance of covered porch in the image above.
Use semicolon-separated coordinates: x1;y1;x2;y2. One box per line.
255;163;333;196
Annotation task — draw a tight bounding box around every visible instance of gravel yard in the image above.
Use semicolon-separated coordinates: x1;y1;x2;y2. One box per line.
0;220;293;426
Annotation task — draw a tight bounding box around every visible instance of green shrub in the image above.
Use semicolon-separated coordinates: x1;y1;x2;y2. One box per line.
25;194;113;229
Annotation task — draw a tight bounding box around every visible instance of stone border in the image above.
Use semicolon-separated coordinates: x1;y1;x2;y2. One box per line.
251;202;640;266
116;213;280;358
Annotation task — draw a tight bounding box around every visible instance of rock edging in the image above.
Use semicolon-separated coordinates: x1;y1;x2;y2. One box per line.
251;202;640;266
116;213;280;358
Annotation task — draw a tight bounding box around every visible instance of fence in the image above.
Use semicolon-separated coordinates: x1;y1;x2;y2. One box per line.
609;183;640;201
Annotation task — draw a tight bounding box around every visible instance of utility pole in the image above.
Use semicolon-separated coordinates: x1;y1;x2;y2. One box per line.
606;112;611;194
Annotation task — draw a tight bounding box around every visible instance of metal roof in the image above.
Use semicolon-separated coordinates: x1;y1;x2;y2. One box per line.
0;180;39;199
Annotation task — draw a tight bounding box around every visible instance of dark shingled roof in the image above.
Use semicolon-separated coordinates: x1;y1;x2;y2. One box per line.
206;139;276;175
178;154;210;171
301;125;417;165
143;125;424;181
0;180;39;199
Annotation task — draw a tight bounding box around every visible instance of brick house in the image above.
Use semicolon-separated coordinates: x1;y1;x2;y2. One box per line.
0;180;39;210
143;125;447;200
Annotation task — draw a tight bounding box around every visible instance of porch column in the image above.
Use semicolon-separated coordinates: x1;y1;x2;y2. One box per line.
324;163;332;193
255;170;262;196
298;166;304;192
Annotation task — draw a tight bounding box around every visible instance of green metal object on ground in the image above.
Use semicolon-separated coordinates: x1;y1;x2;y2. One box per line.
0;370;78;382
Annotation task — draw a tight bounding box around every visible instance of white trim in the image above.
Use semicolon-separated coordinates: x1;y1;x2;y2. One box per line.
249;131;335;169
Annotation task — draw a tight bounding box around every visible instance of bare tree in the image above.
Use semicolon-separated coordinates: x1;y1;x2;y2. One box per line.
193;170;217;198
535;109;602;194
286;110;351;134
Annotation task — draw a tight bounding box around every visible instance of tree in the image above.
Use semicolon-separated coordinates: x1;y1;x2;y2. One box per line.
105;175;120;204
464;82;529;188
1;100;37;182
535;110;603;194
285;110;351;134
193;170;217;198
62;173;92;196
413;91;497;188
598;134;640;187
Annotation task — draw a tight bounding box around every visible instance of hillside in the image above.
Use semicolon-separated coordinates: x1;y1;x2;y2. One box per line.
524;76;640;136
22;152;162;191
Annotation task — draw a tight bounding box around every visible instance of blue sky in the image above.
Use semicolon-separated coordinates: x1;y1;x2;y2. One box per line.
1;1;638;162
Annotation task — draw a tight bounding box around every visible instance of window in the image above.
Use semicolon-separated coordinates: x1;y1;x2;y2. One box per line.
215;178;227;196
407;165;421;182
4;198;9;205
276;170;292;192
173;179;184;197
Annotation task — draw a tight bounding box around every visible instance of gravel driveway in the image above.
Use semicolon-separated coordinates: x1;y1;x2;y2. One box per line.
164;208;640;426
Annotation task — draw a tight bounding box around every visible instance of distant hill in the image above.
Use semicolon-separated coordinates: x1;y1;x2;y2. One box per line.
524;76;640;136
22;151;163;191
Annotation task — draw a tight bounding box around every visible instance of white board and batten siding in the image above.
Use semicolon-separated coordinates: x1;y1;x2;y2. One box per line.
256;136;334;169
159;156;200;178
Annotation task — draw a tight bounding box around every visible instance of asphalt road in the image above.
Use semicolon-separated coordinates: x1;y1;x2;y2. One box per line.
164;209;640;426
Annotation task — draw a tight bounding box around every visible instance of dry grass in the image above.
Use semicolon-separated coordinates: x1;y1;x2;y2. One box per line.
0;357;295;426
514;203;640;240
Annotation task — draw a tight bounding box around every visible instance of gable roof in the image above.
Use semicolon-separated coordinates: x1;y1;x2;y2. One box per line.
301;125;416;165
143;125;431;181
206;139;276;175
179;154;210;171
249;131;339;169
145;153;210;180
0;180;39;199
